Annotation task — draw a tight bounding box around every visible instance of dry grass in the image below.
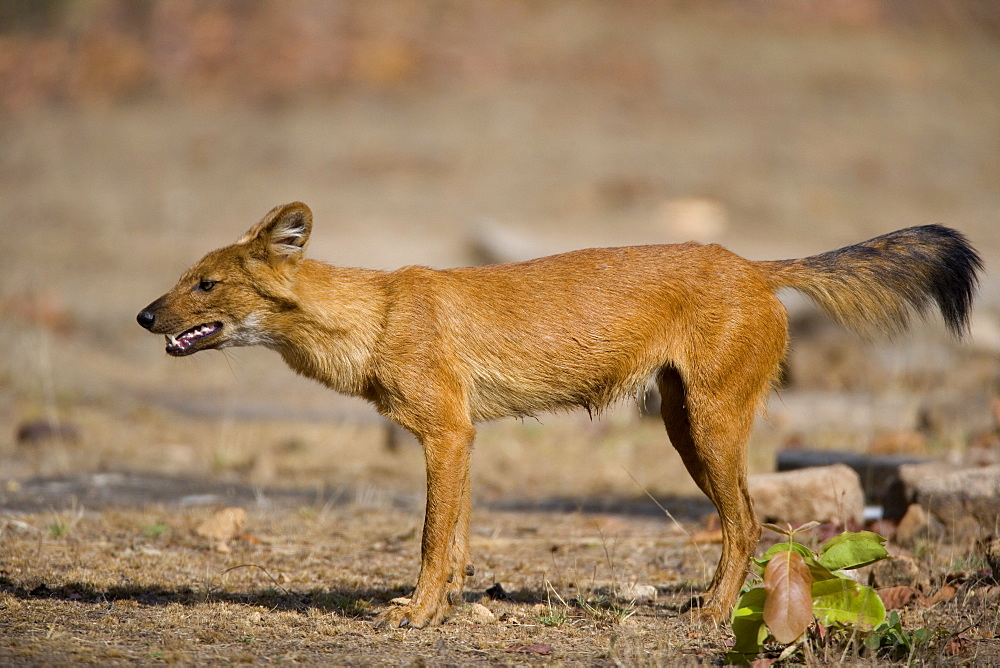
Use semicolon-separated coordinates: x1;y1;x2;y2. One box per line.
1;503;728;665
2;488;999;664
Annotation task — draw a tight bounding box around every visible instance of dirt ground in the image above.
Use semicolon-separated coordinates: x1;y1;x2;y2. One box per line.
2;2;1000;665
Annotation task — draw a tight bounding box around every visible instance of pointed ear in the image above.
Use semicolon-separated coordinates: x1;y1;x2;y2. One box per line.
240;202;312;264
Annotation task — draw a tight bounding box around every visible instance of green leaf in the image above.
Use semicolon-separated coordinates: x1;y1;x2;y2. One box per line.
821;530;886;552
811;577;886;629
754;541;813;572
731;585;767;622
818;531;889;571
801;553;841;584
726;614;769;665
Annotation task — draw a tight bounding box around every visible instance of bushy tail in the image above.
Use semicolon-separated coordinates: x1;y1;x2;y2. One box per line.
757;225;982;338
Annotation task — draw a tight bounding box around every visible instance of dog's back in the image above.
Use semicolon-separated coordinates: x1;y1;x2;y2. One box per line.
374;243;782;421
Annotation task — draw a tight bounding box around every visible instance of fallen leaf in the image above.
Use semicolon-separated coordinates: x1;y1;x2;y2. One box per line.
878;585;920;610
946;633;967;655
920;584;956;607
504;644;551;655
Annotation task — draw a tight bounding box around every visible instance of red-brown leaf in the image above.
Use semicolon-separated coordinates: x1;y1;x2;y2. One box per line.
878;585;919;610
763;549;813;644
504;644;552;655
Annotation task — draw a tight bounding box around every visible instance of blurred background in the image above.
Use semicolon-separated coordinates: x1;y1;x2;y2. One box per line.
1;0;998;510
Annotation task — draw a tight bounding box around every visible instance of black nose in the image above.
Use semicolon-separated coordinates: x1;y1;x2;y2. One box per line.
137;310;156;330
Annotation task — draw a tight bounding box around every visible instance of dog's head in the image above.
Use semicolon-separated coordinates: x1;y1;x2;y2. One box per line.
137;202;311;356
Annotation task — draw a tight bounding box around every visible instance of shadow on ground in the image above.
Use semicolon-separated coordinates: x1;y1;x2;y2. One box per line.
0;470;715;520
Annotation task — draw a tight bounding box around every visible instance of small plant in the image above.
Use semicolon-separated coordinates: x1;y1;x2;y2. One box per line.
574;594;636;625
538;607;569;627
46;506;84;538
47;520;69;538
726;523;890;665
864;610;932;660
143;522;170;539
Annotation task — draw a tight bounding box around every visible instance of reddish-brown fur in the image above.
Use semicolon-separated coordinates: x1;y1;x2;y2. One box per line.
138;202;981;628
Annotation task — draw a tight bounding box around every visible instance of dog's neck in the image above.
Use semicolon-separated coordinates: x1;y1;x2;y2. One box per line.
268;259;389;397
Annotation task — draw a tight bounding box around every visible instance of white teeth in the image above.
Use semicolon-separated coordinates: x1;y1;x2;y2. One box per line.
167;323;218;351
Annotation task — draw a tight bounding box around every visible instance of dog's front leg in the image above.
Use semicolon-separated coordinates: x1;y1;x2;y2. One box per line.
377;423;474;628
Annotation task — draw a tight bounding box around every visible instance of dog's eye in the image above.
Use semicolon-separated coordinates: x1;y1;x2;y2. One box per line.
198;280;217;292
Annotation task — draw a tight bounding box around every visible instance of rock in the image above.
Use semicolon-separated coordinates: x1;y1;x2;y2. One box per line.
894;503;943;547
870;554;923;589
776;449;928;518
910;464;1000;536
749;464;865;526
194;507;247;543
898;461;961;495
469;602;495;622
619;583;657;602
895;461;961;520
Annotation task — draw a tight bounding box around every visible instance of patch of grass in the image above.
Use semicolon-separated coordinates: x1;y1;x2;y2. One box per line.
538;606;569;627
45;506;84;538
143;522;170;539
950;555;987;572
46;521;69;538
574;594;636;625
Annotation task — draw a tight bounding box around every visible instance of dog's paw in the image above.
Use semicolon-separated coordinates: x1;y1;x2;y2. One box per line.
690;607;725;626
374;598;446;629
682;596;725;626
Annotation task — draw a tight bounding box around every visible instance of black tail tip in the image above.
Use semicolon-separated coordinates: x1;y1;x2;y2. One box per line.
921;225;983;337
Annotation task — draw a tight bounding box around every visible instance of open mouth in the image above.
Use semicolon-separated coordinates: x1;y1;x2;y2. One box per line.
165;322;222;356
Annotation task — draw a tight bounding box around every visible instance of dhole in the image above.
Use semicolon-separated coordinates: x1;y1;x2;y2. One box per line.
138;202;981;628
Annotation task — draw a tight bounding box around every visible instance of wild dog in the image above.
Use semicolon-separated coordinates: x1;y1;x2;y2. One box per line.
138;202;981;628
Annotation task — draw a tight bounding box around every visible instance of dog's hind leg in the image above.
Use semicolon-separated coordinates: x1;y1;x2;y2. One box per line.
449;464;474;596
657;365;764;624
